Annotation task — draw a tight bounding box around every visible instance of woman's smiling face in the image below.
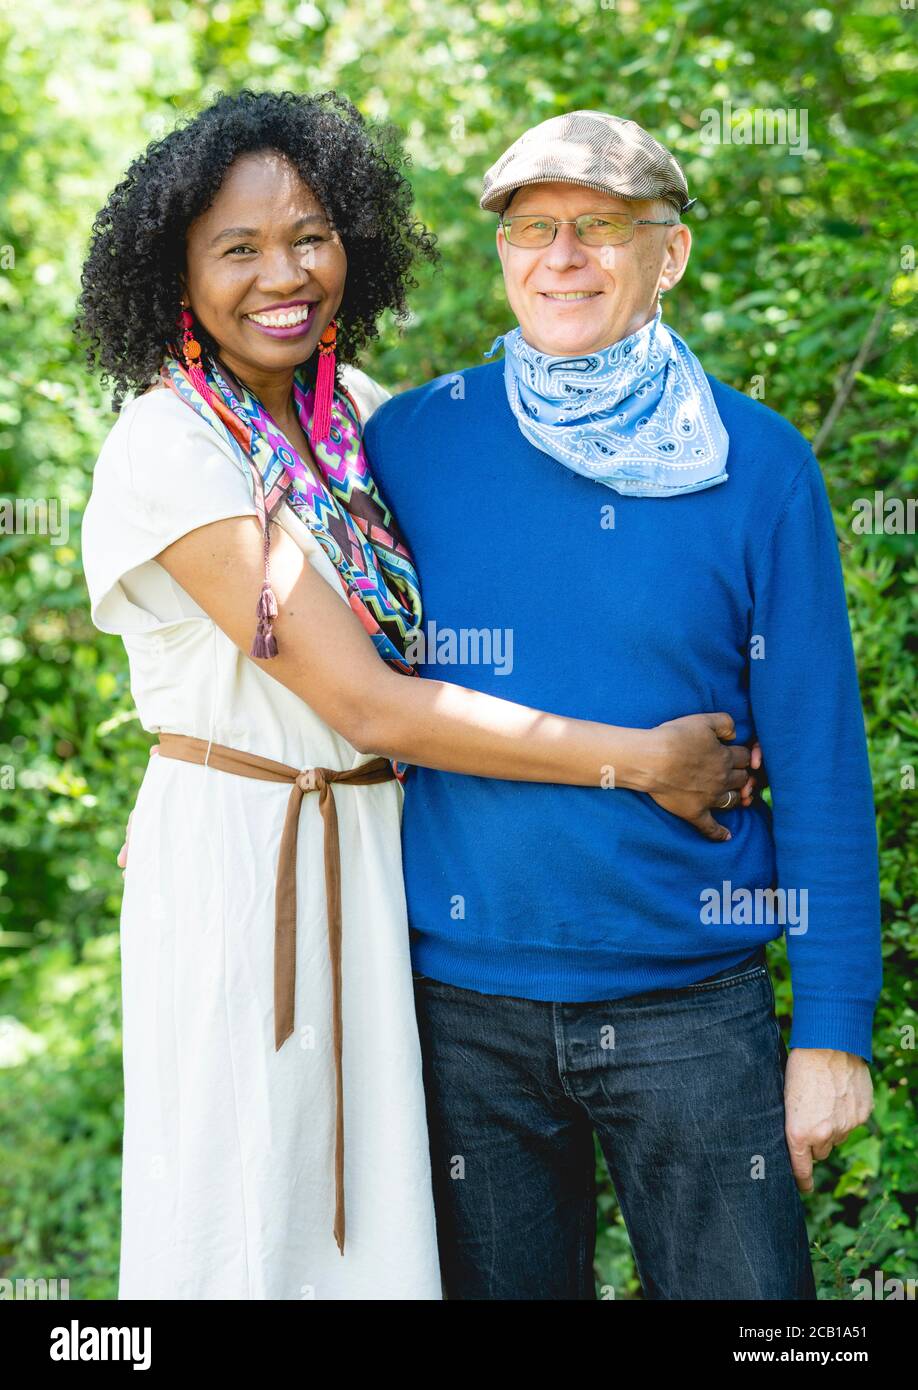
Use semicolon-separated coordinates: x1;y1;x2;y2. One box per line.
182;150;347;383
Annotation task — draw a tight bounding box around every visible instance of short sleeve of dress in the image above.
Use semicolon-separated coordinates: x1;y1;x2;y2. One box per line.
81;387;261;637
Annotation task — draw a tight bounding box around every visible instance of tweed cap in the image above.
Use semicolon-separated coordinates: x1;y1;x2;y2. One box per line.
480;110;695;216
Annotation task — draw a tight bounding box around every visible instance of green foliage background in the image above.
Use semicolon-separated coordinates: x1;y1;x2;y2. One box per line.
0;0;914;1300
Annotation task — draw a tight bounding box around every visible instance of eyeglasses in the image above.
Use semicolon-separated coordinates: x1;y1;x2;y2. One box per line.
499;212;678;248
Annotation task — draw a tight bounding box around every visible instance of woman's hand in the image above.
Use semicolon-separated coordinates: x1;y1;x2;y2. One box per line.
643;713;762;842
117;745;159;875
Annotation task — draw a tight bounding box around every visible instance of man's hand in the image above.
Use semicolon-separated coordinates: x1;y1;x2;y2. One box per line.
783;1047;874;1193
117;745;159;876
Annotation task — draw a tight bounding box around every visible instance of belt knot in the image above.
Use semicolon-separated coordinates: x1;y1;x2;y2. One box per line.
297;766;329;793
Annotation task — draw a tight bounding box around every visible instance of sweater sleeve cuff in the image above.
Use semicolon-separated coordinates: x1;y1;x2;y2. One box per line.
787;993;876;1064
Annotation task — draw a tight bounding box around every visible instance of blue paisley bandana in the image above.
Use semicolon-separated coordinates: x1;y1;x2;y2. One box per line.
484;307;730;497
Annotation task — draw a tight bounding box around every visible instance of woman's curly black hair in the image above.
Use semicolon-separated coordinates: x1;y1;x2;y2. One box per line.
75;89;439;407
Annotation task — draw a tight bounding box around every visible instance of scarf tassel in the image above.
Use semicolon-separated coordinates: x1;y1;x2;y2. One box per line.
250;580;279;659
257;582;279;622
251;629;278;660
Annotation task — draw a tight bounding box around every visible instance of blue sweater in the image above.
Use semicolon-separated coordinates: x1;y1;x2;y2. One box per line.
362;360;882;1062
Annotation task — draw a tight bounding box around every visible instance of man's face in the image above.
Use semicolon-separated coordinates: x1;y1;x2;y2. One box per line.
495;181;691;356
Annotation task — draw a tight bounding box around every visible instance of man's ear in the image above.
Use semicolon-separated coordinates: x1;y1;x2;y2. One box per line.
659;223;691;294
495;222;509;275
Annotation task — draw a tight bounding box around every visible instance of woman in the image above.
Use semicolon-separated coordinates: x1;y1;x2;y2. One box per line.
77;90;758;1300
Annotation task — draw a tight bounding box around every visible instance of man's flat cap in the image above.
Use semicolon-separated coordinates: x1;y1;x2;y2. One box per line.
480;110;695;215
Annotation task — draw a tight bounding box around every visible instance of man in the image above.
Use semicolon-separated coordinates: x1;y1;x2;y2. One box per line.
362;111;881;1300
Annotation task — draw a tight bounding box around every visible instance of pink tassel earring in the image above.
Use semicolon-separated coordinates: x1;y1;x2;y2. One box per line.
310;319;337;447
179;307;213;404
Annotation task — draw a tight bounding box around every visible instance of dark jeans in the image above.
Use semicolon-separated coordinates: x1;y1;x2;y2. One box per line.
411;947;816;1301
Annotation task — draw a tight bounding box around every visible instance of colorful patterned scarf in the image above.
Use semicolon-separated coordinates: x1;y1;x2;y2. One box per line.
160;350;423;778
484;307;730;497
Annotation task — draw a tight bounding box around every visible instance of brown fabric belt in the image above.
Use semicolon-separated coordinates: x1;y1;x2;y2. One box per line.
155;731;396;1256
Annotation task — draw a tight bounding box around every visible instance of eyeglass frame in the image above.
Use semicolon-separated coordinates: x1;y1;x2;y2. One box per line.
498;211;680;248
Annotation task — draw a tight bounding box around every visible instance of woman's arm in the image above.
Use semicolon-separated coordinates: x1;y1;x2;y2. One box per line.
153;513;752;841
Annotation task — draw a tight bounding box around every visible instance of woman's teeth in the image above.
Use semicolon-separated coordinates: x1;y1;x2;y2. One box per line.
247;306;314;327
541;291;600;300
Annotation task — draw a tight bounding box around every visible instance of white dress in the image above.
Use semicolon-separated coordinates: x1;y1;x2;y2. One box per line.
81;366;443;1300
